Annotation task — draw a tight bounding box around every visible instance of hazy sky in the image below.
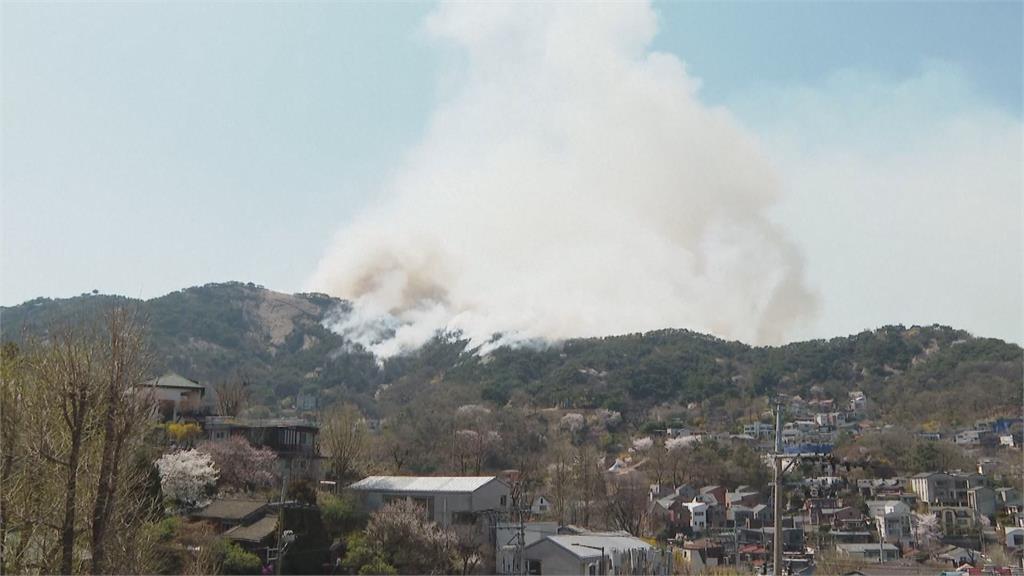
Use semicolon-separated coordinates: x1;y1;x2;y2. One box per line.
3;1;1022;345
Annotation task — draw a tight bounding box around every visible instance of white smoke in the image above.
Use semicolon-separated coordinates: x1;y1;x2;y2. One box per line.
310;2;816;357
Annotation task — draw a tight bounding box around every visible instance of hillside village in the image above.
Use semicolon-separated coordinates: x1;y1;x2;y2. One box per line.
131;367;1023;576
1;289;1022;576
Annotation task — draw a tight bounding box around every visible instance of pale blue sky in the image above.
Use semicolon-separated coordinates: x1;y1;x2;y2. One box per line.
3;1;1022;342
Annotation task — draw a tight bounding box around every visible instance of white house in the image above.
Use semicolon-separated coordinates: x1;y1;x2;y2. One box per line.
683;499;708;533
347;476;509;527
532;495;553;516
867;501;912;542
141;372;206;421
523;532;661;575
1005;527;1024;549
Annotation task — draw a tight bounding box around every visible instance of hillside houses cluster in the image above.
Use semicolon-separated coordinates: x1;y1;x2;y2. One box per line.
143;372;1023;575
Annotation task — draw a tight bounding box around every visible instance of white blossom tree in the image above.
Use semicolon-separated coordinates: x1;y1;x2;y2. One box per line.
560;413;585;433
913;512;940;552
155;449;219;510
632;437;654;451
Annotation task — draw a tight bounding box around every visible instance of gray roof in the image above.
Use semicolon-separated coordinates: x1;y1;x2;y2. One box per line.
204;416;318;430
147;372;204;390
656;496;677;509
838;543;899;553
348;476;500;493
225;514;278;543
841;559;939;576
533;533;653;559
193;498;268;521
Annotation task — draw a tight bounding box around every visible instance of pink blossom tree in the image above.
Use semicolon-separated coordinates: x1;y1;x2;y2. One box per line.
198;436;278;493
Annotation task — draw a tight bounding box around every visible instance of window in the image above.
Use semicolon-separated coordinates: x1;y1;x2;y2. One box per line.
527;560;541;575
589;563;597;575
500;495;508;507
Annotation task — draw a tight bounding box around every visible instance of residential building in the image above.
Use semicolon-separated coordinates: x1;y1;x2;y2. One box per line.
867;501;912;542
141;372;206;421
848;391;868;413
205;416;321;478
191;498;268;532
743;422;774;439
496;522;559;575
683;499;708;534
523;532;661;575
936;546;980;566
1005;527;1024;549
677;539;725;573
930;505;977;534
348;476;510;528
955;429;998;447
966;486;995;517
909;472;985;505
532;495;553;516
737;525;805;552
224;514;278;553
836;543;900;562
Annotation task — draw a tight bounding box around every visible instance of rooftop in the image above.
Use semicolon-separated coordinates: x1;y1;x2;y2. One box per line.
145;372;204;390
838;543;899;553
348;476;499;493
841;559;941;576
193;498;268;521
205;416;318;429
537;533;653;559
224;514;277;543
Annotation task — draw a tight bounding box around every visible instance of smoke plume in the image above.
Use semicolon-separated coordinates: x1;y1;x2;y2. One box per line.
310;2;816;357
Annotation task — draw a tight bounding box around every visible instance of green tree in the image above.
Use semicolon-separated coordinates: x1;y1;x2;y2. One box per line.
221;542;261;575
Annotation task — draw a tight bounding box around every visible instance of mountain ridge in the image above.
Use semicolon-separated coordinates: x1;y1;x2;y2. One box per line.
2;281;1021;429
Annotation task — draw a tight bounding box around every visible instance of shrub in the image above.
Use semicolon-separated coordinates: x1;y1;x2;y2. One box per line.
221;542;262;575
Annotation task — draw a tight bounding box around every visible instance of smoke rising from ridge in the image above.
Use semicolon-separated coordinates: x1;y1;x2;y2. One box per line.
310;2;817;357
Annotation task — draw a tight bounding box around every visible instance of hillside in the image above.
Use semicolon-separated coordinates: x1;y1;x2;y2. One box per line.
2;282;1020;429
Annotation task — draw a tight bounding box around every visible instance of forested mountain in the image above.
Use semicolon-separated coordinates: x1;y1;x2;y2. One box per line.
2;281;1020;430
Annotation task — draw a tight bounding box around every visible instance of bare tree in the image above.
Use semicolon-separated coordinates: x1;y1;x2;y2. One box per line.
3;308;161;575
572;445;607;528
546;441;574;525
451;523;487;575
213;375;249;417
606;472;650;536
321;403;369;483
27;322;101;575
89;309;153;574
0;343;26;576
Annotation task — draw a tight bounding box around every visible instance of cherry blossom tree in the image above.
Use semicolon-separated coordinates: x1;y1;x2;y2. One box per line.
913;512;940;552
364;499;456;574
197;436;277;493
155;449;219;510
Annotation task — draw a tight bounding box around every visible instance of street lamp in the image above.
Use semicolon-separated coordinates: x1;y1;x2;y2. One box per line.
572;543;606;576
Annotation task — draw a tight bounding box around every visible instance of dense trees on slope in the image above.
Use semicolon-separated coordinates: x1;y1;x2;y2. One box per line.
2;283;1020;431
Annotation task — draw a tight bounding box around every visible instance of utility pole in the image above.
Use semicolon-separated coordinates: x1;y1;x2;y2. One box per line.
772;401;784;576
